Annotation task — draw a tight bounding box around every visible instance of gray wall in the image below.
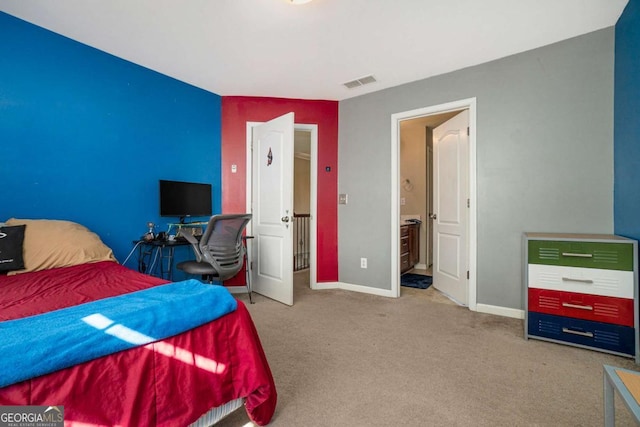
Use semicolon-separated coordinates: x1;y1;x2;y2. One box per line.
338;28;615;310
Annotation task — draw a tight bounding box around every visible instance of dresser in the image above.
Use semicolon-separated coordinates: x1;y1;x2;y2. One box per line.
524;233;639;362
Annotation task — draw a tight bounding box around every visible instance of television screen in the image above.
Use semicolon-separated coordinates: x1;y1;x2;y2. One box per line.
159;180;212;220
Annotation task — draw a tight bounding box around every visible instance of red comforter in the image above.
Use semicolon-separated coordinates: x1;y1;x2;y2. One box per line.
0;261;276;426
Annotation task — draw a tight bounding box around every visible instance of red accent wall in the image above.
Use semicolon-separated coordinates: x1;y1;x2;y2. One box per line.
221;96;339;282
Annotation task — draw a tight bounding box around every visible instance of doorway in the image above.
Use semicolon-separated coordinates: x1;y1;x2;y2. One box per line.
245;120;318;305
399;111;460;274
293;129;312;290
391;98;477;310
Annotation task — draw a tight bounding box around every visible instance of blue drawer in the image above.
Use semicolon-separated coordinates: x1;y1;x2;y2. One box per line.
528;312;635;356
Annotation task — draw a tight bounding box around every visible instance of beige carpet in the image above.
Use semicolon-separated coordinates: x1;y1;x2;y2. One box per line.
215;272;637;426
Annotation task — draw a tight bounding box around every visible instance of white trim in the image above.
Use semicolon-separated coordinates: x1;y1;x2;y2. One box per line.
476;303;525;319
245;121;318;291
250;277;522;317
313;281;396;298
246;120;258;216
391;98;478;311
296;124;318;289
225;286;250;295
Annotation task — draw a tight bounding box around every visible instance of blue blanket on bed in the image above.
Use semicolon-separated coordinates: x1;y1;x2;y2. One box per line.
0;280;237;388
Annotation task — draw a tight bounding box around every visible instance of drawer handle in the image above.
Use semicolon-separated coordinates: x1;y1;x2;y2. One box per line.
561;252;593;258
562;328;594;338
562;302;593;311
561;277;594;284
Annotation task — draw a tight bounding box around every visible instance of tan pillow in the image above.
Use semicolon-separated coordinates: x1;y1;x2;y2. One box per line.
5;218;116;275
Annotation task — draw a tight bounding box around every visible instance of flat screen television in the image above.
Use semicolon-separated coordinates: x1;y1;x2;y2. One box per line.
159;179;212;222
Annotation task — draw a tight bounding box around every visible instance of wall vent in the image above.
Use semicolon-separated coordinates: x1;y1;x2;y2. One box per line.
343;75;377;89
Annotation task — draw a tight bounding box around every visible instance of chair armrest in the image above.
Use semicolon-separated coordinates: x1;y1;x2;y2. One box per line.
181;232;198;245
180;232;203;262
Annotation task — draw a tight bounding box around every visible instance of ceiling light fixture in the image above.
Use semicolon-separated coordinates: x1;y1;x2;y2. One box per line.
289;0;313;4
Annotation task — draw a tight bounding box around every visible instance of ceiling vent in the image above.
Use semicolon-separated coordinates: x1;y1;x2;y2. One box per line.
343;75;377;89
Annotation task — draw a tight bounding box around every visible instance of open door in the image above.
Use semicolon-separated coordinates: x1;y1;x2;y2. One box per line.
250;112;295;306
433;110;469;305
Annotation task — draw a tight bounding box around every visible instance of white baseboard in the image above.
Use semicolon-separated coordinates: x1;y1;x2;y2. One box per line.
225;286;249;295
239;281;523;319
313;281;396;298
415;263;428;270
475;303;524;319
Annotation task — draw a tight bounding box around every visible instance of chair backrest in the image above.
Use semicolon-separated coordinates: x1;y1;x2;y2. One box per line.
199;214;252;281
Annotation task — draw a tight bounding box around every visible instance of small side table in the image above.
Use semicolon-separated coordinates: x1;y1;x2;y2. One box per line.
603;364;640;426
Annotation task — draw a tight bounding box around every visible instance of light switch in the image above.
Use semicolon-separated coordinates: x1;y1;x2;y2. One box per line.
231;164;237;173
339;194;348;205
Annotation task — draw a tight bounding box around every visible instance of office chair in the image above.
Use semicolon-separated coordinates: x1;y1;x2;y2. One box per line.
176;213;253;303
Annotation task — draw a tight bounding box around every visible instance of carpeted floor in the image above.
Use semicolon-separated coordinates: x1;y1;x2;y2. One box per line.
216;271;637;426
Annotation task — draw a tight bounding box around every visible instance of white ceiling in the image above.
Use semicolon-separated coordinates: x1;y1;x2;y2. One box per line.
0;0;628;101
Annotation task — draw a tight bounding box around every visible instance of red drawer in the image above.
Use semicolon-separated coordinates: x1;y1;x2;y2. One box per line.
528;288;634;327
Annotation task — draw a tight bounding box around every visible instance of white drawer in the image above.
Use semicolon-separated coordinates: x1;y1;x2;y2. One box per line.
528;264;634;298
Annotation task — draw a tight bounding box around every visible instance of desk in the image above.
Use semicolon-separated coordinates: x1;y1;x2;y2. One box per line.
134;239;192;281
603;364;640;426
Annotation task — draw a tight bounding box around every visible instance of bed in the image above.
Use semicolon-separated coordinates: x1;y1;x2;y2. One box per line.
0;218;277;426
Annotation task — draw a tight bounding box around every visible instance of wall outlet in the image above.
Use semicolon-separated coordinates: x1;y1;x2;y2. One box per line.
360;257;367;268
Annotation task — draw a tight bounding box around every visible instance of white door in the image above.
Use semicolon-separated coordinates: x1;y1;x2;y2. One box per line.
432;110;469;305
251;112;295;306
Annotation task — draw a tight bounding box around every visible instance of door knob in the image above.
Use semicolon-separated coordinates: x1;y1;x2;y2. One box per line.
429;213;437;220
281;216;290;223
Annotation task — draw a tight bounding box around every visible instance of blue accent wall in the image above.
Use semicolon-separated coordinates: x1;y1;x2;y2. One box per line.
614;0;640;240
0;12;222;267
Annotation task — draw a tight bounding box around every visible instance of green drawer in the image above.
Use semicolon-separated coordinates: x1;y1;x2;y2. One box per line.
528;240;634;271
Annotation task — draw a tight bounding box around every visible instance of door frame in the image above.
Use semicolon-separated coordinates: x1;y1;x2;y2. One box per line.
426;145;433;269
390;98;477;310
245;121;318;290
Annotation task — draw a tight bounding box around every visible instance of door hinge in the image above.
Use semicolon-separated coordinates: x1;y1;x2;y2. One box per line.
467;198;470;208
467;126;469;136
467;270;469;279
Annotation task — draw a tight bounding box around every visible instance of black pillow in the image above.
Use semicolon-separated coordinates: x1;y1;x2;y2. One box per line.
0;224;26;272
